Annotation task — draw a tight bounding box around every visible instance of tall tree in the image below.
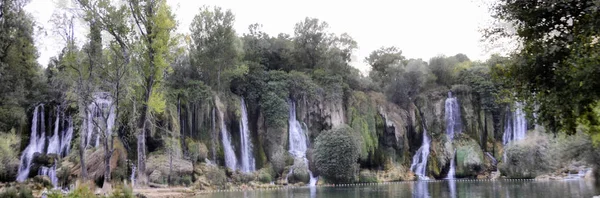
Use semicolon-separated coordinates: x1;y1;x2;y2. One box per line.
0;0;42;132
488;0;600;137
365;46;405;88
190;6;238;91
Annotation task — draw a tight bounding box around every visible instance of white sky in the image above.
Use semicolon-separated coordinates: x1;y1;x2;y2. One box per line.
25;0;500;73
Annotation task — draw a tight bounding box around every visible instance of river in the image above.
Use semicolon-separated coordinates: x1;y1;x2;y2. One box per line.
195;179;598;198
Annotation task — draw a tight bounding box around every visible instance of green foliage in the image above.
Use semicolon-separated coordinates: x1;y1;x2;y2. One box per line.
65;184;95;198
358;170;378;183
428;55;467;87
347;92;378;161
186;138;208;163
204;166;227;186
0;187;18;198
258;167;273;183
500;132;553;178
231;172;255;184
0;0;44;131
0;131;20;182
366;46;405;88
109;184;134;198
190;5;239;90
314;125;360;183
488;0;600;134
270;149;286;176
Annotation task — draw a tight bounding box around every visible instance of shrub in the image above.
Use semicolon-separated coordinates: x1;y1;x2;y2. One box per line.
500;132;553;178
359;170;378;183
66;183;95;198
258;171;272;183
314;125;360;183
0;131;20;182
231;172;255;184
110;184;134;198
0;187;18;198
270;149;286;176
18;186;33;198
205;166;227;186
181;175;193;186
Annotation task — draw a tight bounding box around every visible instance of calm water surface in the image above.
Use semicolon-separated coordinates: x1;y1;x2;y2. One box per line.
196;179;599;198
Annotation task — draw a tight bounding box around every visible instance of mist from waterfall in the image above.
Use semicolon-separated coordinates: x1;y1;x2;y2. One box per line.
503;102;527;145
218;107;238;171
239;98;256;172
446;149;456;180
410;124;430;180
287;100;318;186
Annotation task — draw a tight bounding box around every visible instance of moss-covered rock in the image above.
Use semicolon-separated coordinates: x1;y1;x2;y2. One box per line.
288;158;310;184
455;134;484;178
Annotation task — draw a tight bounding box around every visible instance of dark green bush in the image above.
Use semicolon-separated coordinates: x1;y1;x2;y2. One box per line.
270;149;286;176
258;171;272;183
181;175;192;186
18;186;33;198
500;132;553;178
314;125;360;183
205;166;227;186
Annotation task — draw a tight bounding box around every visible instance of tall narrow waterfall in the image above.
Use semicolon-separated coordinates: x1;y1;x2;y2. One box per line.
211;108;217;162
47;111;60;155
503;103;527;145
410;125;430;180
218;107;238;170
446;149;456;179
17;104;44;182
445;92;462;140
445;92;461;179
239;98;255;172
84;92;116;148
287;100;318;186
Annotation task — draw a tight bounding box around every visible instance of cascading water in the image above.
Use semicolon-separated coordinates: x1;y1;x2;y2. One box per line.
445;92;462;140
84;92;116;148
446;149;456;179
410;125;430;180
444;92;461;179
17;104;43;182
60;118;74;157
503;102;527;145
47;111;60;155
218;107;238;170
287;100;318;186
239;98;255;172
211;108;217;162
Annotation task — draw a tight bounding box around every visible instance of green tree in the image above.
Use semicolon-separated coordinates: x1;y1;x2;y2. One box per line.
0;0;43;132
314;125;359;183
190;6;239;91
366;46;405;88
487;0;600;136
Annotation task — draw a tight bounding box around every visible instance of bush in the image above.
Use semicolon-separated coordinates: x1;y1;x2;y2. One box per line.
0;187;18;198
258;171;272;183
110;184;134;198
18;186;33;198
270;149;286;176
359;170;378;183
205;166;227;186
181;175;192;186
314;125;360;183
500;132;553;178
66;183;95;198
0;131;20;182
231;172;255;184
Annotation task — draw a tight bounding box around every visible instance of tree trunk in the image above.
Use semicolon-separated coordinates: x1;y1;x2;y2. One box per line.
79;131;87;180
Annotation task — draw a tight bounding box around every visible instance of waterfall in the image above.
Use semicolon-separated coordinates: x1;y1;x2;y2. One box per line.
445;92;462;140
47;111;60;155
218;107;238;170
84;92;116;148
211;108;217;162
503;102;527;145
444;92;461;178
60;118;73;157
131;164;136;187
239;98;255;172
287;100;318;186
410;125;430;180
446;149;456;179
17;104;43;182
17;105;74;187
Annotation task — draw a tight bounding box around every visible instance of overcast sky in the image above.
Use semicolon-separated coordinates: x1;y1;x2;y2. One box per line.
25;0;498;73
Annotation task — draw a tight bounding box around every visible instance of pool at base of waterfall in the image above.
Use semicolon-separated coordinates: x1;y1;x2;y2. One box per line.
194;179;599;198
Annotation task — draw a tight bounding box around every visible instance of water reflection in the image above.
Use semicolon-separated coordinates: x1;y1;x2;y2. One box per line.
412;181;429;198
196;179;599;198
